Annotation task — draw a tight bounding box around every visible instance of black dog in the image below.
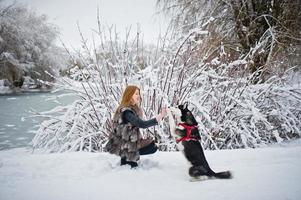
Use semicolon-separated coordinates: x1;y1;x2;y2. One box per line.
167;104;232;180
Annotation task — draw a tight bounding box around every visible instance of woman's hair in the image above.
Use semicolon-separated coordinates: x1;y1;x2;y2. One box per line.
120;85;140;107
113;85;142;119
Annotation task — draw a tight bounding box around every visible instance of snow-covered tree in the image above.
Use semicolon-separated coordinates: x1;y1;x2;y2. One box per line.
0;2;66;89
157;0;301;83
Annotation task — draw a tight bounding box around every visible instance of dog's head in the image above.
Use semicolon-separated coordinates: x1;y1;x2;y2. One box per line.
168;103;198;126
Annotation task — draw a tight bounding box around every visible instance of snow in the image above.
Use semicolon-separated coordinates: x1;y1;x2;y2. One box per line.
1;141;301;200
0;86;12;94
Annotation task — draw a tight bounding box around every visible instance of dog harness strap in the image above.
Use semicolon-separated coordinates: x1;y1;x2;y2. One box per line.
176;123;198;143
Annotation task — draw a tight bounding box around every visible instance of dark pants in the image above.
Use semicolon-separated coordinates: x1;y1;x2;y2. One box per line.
139;141;157;155
121;141;157;168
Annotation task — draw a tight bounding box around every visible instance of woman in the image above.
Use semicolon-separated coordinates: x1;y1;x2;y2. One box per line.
105;85;166;168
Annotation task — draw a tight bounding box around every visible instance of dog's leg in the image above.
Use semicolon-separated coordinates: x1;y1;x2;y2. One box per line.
166;108;176;137
183;141;216;177
167;108;184;150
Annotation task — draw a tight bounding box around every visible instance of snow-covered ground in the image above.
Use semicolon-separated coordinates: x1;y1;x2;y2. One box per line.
1;141;301;200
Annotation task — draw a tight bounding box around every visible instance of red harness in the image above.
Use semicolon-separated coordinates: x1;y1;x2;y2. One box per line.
176;123;198;143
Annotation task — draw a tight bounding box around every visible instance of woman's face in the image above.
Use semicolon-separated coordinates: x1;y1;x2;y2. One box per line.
131;89;140;105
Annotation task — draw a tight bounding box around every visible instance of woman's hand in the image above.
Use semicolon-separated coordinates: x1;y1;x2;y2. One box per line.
160;107;167;117
156;107;167;122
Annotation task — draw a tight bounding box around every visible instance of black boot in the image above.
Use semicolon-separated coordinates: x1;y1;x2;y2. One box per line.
128;161;138;168
120;157;138;168
120;157;127;166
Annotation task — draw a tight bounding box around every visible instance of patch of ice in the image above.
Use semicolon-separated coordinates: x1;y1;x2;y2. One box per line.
5;124;15;127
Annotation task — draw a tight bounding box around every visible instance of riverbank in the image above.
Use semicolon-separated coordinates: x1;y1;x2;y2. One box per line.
0;86;53;95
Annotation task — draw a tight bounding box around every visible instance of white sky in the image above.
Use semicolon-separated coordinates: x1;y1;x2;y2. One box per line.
6;0;169;49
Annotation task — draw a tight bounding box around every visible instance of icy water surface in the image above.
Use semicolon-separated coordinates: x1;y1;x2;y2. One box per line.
0;91;77;150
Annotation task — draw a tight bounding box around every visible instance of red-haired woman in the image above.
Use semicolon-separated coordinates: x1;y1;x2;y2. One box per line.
105;85;166;168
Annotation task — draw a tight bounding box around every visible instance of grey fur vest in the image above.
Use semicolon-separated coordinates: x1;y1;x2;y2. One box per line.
105;106;142;161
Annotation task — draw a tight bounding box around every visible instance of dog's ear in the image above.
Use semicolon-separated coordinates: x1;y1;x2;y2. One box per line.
184;102;189;110
178;104;184;110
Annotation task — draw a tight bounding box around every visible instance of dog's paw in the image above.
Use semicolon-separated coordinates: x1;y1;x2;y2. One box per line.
189;165;208;177
189;175;209;182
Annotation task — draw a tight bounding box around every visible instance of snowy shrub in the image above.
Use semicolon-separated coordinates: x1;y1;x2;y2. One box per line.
32;3;301;152
186;68;301;149
32;28;301;152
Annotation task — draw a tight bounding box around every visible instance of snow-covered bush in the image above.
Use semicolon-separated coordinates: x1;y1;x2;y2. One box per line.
32;30;301;153
32;4;301;152
185;67;301;149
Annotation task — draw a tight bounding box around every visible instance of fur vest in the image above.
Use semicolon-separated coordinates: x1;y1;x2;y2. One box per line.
105;106;142;161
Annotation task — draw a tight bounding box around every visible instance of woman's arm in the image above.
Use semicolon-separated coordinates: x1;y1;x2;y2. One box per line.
122;110;158;129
